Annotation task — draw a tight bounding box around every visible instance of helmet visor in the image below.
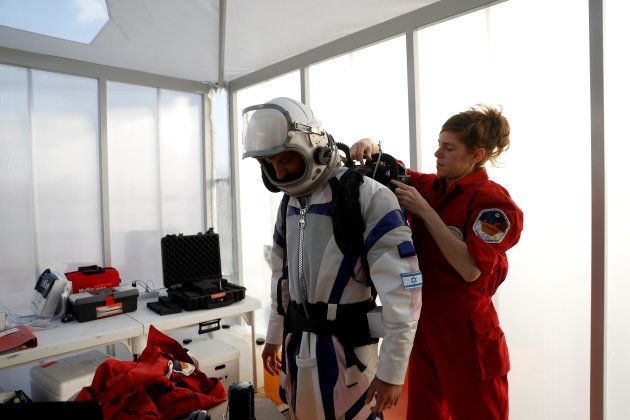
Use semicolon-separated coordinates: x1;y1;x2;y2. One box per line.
242;106;290;158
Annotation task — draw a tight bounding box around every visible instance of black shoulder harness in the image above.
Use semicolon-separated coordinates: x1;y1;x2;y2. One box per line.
275;167;372;316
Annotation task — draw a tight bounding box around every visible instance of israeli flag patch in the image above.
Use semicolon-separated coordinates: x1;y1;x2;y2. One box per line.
401;271;423;289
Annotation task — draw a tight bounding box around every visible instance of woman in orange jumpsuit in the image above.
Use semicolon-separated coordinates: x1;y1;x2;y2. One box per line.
351;105;523;419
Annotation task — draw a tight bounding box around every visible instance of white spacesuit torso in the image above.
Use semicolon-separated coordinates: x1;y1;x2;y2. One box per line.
266;167;422;420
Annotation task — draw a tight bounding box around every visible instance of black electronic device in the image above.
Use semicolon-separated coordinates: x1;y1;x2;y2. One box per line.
161;229;246;311
147;295;182;316
228;381;255;420
31;269;70;318
336;142;411;190
0;401;103;419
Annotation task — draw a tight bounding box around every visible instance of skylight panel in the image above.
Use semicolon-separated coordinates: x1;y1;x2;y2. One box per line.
0;0;109;44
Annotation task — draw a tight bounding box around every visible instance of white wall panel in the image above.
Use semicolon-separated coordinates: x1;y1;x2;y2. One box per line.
310;35;410;165
0;64;35;296
107;82;205;289
417;1;591;418
107;82;162;286
604;0;630;417
235;72;301;334
31;70;102;271
159;89;204;235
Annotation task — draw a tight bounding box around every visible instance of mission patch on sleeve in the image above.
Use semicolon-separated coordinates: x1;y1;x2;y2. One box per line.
473;208;510;243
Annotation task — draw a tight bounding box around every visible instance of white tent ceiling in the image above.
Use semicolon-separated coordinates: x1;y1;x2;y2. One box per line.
0;0;439;85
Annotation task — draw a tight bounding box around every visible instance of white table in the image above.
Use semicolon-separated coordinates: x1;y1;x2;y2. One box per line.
125;295;262;387
0;295;262;391
0;314;143;370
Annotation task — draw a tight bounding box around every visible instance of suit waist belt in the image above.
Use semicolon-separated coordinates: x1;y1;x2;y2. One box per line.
284;299;379;347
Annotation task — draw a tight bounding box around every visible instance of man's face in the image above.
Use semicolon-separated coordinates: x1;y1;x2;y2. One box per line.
262;151;305;182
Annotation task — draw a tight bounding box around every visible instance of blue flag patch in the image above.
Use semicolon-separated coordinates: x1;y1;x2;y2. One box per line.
401;271;422;289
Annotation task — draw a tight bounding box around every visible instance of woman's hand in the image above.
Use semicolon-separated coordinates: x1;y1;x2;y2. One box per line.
261;343;282;375
392;179;482;282
391;179;430;218
349;138;379;165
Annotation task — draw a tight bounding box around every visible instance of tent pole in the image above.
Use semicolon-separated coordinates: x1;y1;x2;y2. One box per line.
218;0;226;86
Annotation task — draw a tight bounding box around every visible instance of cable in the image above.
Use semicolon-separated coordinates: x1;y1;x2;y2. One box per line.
371;141;383;179
0;301;61;331
133;280;156;293
0;302;31;325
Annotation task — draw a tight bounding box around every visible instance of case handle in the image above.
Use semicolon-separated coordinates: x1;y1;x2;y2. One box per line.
198;319;221;334
78;265;106;275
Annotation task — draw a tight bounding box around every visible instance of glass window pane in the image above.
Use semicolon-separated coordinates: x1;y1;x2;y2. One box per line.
236;71;301;335
32;70;102;270
0;64;36;296
107;82;161;285
310;36;410;164
604;0;630;417
211;89;234;276
417;1;591;418
417;12;491;172
0;0;108;44
108;83;205;290
159;89;204;234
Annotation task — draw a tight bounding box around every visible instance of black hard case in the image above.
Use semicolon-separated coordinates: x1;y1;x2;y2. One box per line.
68;286;139;322
160;229;245;310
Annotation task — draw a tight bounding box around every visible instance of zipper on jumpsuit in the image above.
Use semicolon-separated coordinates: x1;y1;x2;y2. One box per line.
293;195;325;419
297;196;310;319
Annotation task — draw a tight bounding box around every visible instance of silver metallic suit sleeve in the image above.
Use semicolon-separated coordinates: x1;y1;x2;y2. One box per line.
362;184;422;385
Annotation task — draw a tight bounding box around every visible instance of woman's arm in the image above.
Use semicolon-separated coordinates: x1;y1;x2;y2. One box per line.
391;179;481;282
351;138;481;281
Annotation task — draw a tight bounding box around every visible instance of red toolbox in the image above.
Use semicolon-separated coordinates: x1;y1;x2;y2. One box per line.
65;265;120;293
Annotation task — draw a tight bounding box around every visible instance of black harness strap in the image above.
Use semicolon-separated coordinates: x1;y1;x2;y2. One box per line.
284;300;377;346
276;194;291;317
284;299;378;373
330;170;365;256
331;169;376;295
277;194;291;375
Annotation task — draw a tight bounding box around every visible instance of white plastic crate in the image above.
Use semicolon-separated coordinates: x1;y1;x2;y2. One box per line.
184;338;240;388
29;350;113;401
210;325;265;387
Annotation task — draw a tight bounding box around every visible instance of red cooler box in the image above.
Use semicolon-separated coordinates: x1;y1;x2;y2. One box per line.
65;265;120;293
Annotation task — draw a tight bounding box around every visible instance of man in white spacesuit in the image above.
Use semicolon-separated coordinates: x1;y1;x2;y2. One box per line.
242;97;422;419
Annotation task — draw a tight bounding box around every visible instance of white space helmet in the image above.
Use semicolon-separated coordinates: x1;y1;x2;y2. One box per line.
242;97;340;197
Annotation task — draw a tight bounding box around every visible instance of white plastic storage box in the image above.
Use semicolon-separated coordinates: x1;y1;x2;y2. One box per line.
30;350;113;401
211;325;265;386
184;338;240;388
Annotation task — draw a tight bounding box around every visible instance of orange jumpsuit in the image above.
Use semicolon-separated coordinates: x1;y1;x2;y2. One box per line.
406;168;523;420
